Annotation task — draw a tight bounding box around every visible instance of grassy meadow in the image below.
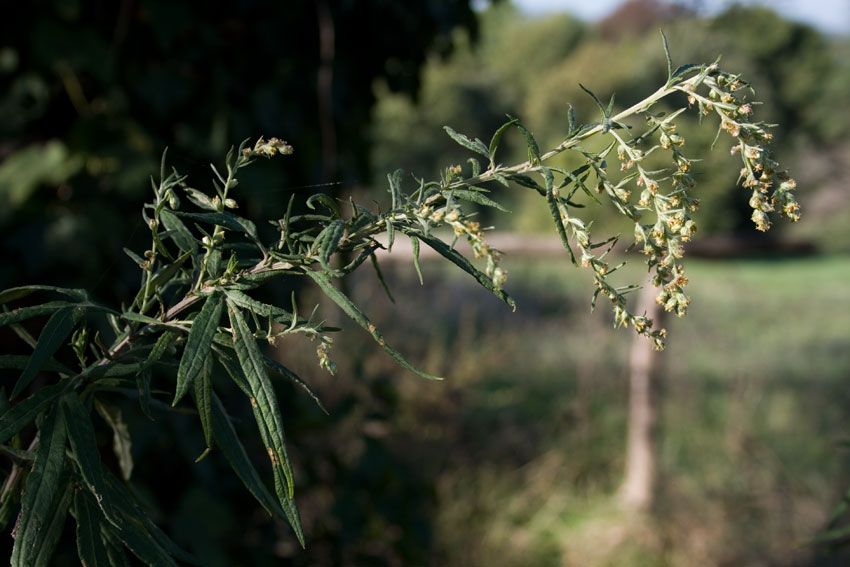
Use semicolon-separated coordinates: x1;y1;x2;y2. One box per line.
290;253;850;566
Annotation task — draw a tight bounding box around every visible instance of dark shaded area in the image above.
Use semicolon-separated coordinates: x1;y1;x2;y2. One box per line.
0;1;483;564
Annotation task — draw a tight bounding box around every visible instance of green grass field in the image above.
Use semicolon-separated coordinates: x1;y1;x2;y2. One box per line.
324;253;850;566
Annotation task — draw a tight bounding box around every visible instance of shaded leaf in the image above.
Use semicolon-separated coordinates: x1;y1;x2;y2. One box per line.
263;356;328;414
62;393;113;516
227;302;297;509
74;487;111;567
13;305;85;399
174;292;224;405
175;211;260;242
11;402;68;567
192;354;214;450
0;381;68;444
0;301;73;328
32;471;73;567
305;269;444;379
0;286;88;305
209;391;305;546
94;399;134;481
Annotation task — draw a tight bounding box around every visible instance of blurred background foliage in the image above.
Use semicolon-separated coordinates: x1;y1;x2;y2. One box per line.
2;0;850;565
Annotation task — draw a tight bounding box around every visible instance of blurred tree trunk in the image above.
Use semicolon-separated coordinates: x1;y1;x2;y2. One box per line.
621;283;663;512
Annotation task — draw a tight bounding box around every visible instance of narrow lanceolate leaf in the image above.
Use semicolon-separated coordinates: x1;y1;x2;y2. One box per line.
175;211;260;242
0;381;68;444
452;189;510;212
32;471;73;567
411;236;424;285
406;230;516;311
512;118;541;164
316;219;346;272
443;126;490;158
174;292;224;406
102;528;132;567
263;356;327;414
488;117;519;167
192;355;214;449
94;399;134;481
388;169;403;210
224;289;296;324
0;286;89;305
74;487;111;567
11;403;68;567
0;355;73;374
0;301;72;329
12;305;85;399
209;392;304;546
100;471;197;565
305;269;443;380
159;209;199;255
62;393;113;518
226;301;296;502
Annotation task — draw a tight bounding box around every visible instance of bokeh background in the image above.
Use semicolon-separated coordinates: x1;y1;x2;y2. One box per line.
2;0;850;565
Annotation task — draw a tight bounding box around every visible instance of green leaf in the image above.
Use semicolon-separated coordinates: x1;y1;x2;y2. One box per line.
223;289;295;324
411;236;424;285
507;174;546;196
510;118;541;165
405;230;516;311
102;528;132;567
11;402;68;567
174;292;224;405
452;189;510;212
306;193;342;218
388;169;403;210
74;487;111;567
144;329;180;369
0;285;89;305
183;187;218;211
263;355;327;414
316;219;346;273
123;247;147;268
226;301;297;505
12;305;85;399
370;253;396;304
0;355;73;374
159;209;199;255
0;301;73;328
175;211;260;242
208;398;268;504
100;470;197;565
579;83;608;116
192;355;214;450
62;393;113;516
443;126;490;158
543;169;577;265
567;105;578;136
488;117;519;168
305;269;444;379
132;250;193;308
136;369;153;420
660;29;673;83
0;381;68;444
32;471;73;567
94;399;134;481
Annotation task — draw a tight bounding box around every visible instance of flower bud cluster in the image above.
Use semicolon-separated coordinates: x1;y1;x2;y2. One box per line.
688;71;800;231
242;137;294;158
